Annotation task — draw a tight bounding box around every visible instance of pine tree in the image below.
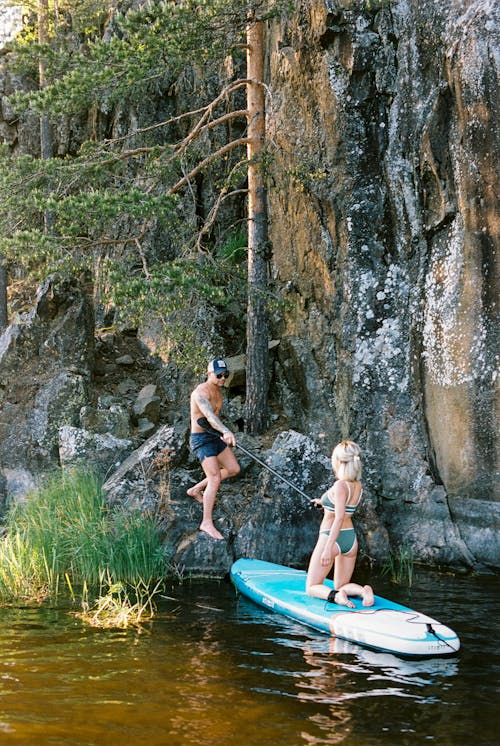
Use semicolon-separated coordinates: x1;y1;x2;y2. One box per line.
0;0;290;431
245;12;268;434
0;254;7;332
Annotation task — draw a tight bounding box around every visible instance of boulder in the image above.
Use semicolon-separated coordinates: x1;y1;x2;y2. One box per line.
103;423;188;512
0;277;95;483
79;404;131;439
132;384;161;424
59;425;134;481
233;431;331;567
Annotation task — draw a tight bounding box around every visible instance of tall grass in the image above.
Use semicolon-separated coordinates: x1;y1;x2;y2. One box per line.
382;545;415;587
0;470;171;624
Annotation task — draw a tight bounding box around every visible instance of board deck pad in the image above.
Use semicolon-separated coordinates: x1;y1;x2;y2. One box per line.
230;558;460;658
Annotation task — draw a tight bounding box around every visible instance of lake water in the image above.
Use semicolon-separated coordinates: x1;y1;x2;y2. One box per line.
0;568;498;745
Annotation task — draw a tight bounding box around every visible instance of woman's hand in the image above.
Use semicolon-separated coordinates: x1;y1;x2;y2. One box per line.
321;548;333;566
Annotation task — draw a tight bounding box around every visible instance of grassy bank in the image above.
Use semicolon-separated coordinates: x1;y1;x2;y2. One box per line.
0;470;171;626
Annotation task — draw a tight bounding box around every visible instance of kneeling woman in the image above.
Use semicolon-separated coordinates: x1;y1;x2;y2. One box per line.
306;440;374;608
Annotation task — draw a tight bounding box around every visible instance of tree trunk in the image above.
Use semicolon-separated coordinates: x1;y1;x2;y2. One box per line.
245;16;269;435
0;254;7;333
38;0;54;231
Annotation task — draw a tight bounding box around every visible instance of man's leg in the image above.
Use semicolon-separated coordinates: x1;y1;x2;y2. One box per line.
198;455;223;539
187;447;240;502
197;448;240;540
186;481;204;502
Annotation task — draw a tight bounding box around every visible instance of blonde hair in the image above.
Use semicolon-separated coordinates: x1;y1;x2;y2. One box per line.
331;440;362;481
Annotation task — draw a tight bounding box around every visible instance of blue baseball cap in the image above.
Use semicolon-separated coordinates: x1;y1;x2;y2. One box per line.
208;358;229;375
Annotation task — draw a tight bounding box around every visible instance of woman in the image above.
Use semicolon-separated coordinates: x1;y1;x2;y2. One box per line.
306;440;374;608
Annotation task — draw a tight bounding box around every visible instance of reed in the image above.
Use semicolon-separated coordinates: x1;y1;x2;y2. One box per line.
0;469;171;621
76;575;164;629
382;545;415;587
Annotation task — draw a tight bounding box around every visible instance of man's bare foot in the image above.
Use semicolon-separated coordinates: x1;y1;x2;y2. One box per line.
362;585;374;606
334;590;355;608
187;486;204;503
199;523;224;541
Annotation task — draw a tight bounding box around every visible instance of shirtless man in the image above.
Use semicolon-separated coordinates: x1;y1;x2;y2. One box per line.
187;358;240;540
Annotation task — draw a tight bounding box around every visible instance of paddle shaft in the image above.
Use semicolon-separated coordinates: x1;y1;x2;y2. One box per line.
197;418;313;504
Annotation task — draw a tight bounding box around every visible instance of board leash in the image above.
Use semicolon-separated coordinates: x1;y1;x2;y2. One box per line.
426;623;459;652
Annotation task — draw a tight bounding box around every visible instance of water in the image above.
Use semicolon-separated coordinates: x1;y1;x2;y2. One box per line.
0;569;498;745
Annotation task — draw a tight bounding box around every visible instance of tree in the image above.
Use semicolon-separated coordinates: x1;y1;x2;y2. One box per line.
245;13;268;434
0;1;288;430
0;254;7;332
38;0;55;234
37;0;52;163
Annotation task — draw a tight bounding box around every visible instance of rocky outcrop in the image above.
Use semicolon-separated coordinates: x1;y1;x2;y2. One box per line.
0;276;95;494
100;425;333;575
0;276;170;501
0;1;497;573
58;425;134;481
266;0;498;568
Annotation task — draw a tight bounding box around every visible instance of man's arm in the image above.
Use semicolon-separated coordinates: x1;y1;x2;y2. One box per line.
193;392;230;435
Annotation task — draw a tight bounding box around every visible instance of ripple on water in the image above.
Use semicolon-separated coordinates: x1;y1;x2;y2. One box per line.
0;571;497;745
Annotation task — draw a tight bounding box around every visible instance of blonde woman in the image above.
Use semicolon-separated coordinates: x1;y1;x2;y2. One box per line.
306;440;374;608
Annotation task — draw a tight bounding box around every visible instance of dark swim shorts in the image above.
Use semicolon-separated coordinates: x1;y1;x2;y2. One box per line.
189;432;227;463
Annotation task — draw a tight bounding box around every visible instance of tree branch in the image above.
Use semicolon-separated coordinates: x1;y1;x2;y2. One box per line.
106;79;253;145
195;158;249;251
174;109;248;155
95;109;248;169
168;138;251;195
195;188;248;253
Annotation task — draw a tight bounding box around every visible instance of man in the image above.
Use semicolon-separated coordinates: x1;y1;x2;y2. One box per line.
187;358;240;540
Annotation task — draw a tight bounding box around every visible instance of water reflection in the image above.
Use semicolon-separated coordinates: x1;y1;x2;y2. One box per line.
0;571;497;745
250;625;464;745
297;637;459;702
232;572;499;746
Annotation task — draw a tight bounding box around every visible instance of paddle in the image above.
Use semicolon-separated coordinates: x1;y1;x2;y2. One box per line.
196;417;315;506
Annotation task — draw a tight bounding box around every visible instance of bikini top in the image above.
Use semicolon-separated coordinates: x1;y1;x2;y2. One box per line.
320;481;362;515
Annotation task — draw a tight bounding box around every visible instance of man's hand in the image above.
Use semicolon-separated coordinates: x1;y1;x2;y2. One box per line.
222;430;236;447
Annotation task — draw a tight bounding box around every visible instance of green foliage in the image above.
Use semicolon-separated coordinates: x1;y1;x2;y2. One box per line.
0;125;246;357
9;1;285;116
216;230;247;263
75;575;164;628
382;545;414;586
9;1;116;88
1;1;297;359
0;469;171;605
109;256;244;315
107;254;247;369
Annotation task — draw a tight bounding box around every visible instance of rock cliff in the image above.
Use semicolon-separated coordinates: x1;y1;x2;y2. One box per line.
265;0;498;568
0;0;498;573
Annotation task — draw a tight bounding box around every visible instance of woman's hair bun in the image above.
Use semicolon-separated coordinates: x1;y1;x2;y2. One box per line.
331;440;362;479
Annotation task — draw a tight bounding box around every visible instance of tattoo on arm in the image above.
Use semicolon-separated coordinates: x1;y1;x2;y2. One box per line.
195;394;228;433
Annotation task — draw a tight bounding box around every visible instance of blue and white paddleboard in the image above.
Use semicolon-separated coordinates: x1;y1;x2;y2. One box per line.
230;558;460;658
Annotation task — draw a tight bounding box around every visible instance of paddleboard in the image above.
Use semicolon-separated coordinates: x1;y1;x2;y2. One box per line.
230;558;460;658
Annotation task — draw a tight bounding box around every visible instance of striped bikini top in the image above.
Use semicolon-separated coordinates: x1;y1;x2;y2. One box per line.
320;481;362;515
